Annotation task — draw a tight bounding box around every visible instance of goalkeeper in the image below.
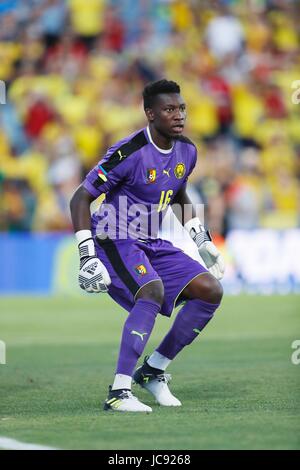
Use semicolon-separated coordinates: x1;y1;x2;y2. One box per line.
70;79;225;413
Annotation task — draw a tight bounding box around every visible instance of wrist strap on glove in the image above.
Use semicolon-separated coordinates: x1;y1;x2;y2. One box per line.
78;238;96;259
184;217;212;247
76;230;96;260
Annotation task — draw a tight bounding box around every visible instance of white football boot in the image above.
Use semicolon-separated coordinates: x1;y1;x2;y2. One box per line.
133;357;182;407
103;386;152;413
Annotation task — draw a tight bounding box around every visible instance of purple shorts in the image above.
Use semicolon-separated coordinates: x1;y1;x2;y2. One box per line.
94;236;208;317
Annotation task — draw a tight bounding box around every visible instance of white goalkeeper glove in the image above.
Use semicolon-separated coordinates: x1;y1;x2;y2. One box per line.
184;218;225;280
76;230;111;293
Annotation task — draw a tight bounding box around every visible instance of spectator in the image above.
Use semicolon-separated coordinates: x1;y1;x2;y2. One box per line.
205;5;245;60
24;92;55;139
0;0;298;234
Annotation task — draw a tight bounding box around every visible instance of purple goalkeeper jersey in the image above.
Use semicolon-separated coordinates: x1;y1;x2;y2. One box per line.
83;127;197;240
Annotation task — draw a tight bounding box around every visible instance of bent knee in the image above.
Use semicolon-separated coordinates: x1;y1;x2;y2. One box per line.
188;274;223;304
135;279;165;307
211;278;223;304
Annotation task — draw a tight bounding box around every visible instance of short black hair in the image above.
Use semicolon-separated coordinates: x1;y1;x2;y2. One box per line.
143;79;180;110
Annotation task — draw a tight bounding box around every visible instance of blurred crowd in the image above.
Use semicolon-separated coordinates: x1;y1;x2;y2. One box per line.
0;0;299;236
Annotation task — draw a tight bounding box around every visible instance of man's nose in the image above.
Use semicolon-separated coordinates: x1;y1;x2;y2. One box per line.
175;109;185;120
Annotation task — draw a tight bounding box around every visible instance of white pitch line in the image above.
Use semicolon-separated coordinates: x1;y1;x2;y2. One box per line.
0;436;58;450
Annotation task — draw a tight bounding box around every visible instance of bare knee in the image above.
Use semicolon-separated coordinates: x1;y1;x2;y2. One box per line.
135;279;165;307
184;273;223;304
210;278;223;304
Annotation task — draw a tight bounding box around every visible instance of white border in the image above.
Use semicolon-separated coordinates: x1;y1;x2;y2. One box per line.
0;436;58;450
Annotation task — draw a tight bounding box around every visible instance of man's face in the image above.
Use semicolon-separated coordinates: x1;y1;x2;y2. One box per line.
146;93;187;139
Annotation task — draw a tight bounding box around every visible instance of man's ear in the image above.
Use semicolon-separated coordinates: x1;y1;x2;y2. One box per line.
145;108;154;122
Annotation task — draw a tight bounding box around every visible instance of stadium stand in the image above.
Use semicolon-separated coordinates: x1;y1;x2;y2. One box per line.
0;0;299;236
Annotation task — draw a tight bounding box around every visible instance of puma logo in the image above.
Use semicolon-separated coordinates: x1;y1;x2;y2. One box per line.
118;150;126;160
131;330;148;341
163;168;171;177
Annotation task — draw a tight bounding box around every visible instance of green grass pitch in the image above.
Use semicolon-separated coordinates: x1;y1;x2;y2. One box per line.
0;295;299;450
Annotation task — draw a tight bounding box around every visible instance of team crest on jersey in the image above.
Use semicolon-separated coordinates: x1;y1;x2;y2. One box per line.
174;162;186;179
135;264;147;276
146;168;156;184
97;164;108;182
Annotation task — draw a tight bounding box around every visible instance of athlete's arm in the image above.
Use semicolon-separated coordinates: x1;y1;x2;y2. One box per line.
70;185;95;232
70;185;111;293
172;186;225;281
172;186;197;225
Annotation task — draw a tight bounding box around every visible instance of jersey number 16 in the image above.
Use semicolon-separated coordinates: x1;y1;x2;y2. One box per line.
157;190;173;212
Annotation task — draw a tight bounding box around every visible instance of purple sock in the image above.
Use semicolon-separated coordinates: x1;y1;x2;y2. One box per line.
116;298;161;376
157;298;220;360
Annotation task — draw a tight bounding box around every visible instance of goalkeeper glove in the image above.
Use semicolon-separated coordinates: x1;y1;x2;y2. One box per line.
184;218;225;280
76;230;111;293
